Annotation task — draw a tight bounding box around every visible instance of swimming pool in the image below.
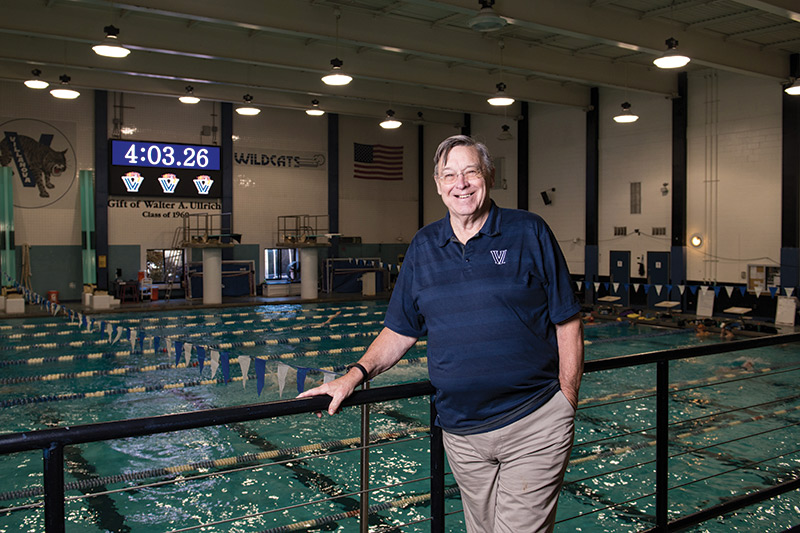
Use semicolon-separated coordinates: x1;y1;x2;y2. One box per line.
0;301;798;532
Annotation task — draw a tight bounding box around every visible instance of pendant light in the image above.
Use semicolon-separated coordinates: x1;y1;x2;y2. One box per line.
178;86;200;104
467;0;507;32
653;37;690;69
497;124;513;141
488;82;514;106
322;58;352;86
613;102;639;123
92;25;131;58
235;94;260;116
322;9;352;86
785;79;800;96
488;41;514;106
50;74;80;99
306;99;325;116
380;109;401;129
24;69;48;89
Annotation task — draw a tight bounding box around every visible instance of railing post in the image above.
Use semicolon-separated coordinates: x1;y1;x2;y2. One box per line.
430;397;445;532
359;381;370;533
43;442;65;533
656;360;669;530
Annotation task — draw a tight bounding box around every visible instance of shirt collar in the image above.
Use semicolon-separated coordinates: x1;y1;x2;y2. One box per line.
436;201;501;247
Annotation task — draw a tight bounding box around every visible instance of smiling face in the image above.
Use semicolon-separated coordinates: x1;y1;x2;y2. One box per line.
435;144;495;225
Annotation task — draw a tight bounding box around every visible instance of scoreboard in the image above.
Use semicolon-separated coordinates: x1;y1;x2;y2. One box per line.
108;140;222;198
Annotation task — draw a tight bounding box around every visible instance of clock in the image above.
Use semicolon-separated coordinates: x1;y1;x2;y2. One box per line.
108;140;222;198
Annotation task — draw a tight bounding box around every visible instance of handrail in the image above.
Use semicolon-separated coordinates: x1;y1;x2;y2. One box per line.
1;333;798;532
0;381;435;453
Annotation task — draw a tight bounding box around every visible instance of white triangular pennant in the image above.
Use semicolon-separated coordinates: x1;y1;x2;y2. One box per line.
277;362;290;397
755;287;763;298
184;342;193;366
678;284;685;295
209;350;220;379
593;282;601;291
786;287;795;297
725;286;734;298
612;282;619;292
655;284;663;295
633;283;640;292
239;356;251;389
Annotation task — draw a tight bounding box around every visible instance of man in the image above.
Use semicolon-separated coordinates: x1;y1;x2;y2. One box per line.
299;135;583;532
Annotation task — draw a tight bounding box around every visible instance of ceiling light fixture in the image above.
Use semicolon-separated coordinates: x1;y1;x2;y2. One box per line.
24;68;49;89
322;9;352;86
613;101;639;123
322;57;352;86
380;109;401;129
785;79;800;95
179;86;200;104
468;0;507;32
487;82;514;106
306;99;325;116
690;233;703;248
92;25;131;58
235;94;260;116
653;37;690;69
50;74;80;99
497;124;513;141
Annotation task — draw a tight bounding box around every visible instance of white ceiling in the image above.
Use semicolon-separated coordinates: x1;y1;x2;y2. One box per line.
2;0;799;125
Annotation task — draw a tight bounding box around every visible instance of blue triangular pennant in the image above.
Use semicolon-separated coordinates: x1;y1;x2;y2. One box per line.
296;368;309;393
255;358;266;397
221;351;230;383
174;341;184;365
196;346;206;372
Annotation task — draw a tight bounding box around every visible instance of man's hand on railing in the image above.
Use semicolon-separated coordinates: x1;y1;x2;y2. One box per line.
297;370;363;416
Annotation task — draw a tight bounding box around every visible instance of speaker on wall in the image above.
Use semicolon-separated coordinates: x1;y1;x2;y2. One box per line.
540;188;555;205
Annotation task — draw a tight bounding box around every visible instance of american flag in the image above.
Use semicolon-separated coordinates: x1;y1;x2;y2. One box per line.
353;143;403;180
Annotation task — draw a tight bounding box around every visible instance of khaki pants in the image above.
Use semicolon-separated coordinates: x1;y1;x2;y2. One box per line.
442;391;576;533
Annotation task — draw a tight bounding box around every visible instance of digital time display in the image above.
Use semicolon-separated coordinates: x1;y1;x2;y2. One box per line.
108;139;222;198
111;140;220;170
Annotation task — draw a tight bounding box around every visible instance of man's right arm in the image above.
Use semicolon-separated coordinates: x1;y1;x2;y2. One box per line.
297;326;418;415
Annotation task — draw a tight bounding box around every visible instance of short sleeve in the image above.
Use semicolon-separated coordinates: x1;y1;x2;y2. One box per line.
384;240;428;338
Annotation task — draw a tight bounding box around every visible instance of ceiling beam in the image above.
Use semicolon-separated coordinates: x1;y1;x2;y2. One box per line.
728;0;800;23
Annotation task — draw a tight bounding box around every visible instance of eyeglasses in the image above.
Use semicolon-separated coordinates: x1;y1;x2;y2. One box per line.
436;167;483;184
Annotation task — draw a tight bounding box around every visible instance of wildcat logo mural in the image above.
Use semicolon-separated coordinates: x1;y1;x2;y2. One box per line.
0;119;77;209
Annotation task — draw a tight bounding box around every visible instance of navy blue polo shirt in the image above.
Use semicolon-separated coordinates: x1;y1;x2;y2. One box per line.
384;202;580;435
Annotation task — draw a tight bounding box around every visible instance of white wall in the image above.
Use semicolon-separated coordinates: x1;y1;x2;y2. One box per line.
0;68;790;287
233;106;327;277
530;104;587;275
339;115;420;244
1;82;94;247
597;88;673;278
686;69;782;283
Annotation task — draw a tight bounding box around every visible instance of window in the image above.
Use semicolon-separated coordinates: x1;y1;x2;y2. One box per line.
265;248;299;280
614;226;627;236
630;182;641;214
146;249;185;283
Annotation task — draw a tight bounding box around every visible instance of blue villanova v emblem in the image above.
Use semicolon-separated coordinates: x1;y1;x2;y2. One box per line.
490;250;507;265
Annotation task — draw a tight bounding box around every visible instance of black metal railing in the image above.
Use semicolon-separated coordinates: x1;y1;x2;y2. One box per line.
0;333;798;532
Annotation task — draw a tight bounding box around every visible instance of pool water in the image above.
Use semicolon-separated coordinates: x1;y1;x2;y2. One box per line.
0;302;798;532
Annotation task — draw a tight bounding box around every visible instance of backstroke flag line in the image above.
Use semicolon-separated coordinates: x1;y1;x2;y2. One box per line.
353;143;403;180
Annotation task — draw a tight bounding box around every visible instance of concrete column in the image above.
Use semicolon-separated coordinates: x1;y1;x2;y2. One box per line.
300;247;319;300
202;248;222;305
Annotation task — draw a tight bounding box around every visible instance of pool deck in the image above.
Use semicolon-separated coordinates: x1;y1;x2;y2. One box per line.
0;290;395;318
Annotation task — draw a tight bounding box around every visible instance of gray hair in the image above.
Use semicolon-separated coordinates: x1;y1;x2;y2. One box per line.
432;135;494;179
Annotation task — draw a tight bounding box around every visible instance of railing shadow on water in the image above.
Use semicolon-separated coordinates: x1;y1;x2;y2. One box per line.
0;333;799;532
